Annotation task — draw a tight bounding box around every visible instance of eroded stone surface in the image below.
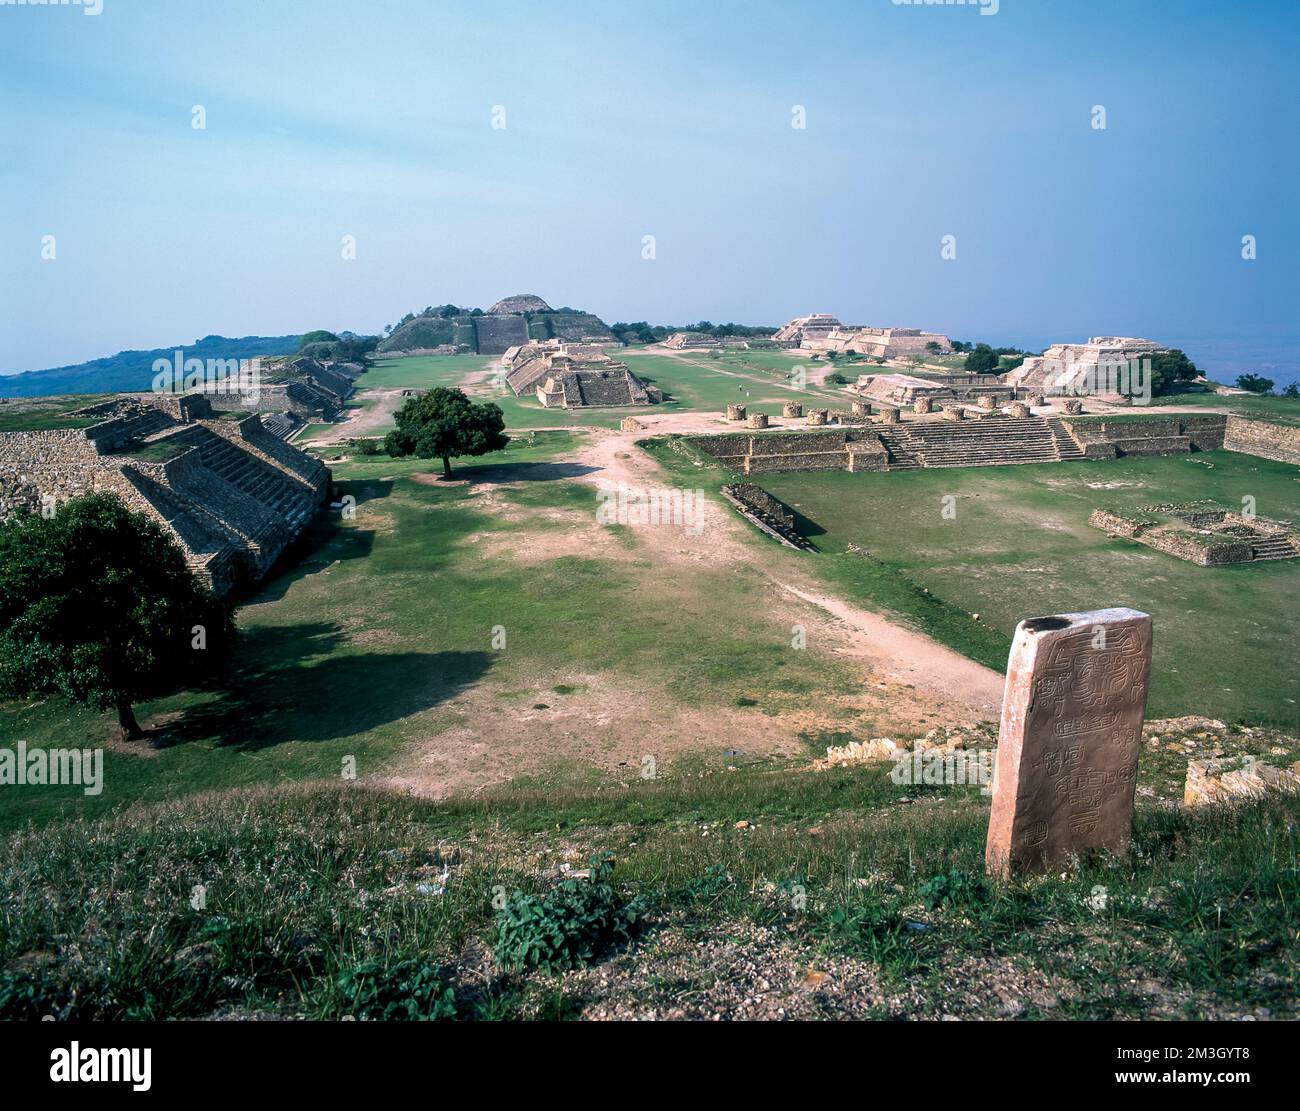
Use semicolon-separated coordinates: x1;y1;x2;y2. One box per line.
986;608;1152;878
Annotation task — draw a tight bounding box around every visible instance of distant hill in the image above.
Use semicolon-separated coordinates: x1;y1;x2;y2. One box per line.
0;334;302;398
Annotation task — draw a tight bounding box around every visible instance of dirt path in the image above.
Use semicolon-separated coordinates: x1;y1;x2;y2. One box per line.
303;389;406;446
565;417;1003;720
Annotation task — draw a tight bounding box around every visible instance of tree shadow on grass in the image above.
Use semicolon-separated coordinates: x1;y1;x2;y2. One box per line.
250;509;378;604
456;461;598;484
169;622;491;750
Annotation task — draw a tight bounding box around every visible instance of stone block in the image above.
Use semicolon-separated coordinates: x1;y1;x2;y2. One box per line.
727;404;747;421
747;412;769;429
783;401;804;419
986;608;1152;878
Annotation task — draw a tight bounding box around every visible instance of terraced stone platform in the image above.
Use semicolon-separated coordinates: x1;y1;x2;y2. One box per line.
0;395;330;596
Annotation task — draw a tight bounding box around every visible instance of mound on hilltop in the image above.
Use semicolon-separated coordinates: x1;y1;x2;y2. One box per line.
378;296;616;356
488;293;552;315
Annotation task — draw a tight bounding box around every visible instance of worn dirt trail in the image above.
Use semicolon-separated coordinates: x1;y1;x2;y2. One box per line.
568;416;1003;720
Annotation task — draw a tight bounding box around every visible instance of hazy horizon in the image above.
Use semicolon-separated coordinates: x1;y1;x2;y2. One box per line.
3;0;1297;384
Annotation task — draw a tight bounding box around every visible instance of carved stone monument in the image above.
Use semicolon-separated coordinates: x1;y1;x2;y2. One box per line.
986;608;1152;878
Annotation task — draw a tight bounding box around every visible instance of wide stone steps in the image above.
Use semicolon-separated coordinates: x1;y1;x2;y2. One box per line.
154;427;311;517
1249;536;1299;560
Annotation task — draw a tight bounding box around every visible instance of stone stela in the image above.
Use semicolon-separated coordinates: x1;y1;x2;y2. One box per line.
986;607;1152;878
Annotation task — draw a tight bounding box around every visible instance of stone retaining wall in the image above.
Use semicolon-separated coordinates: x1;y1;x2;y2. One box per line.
1224;416;1300;465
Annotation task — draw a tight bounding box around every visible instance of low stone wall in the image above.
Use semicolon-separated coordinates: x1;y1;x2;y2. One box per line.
1089;508;1146;538
721;483;814;550
1224;416;1300;465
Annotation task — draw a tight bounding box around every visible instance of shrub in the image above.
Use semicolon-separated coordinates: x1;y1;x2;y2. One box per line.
335;958;457;1021
493;854;640;974
350;437;382;456
918;869;988;912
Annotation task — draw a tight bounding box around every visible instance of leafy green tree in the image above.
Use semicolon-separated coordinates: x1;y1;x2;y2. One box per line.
384;387;509;478
298;329;340;351
925;341;941;354
1236;373;1275;394
964;343;999;373
1147;349;1200;395
1281;383;1299;399
0;493;233;739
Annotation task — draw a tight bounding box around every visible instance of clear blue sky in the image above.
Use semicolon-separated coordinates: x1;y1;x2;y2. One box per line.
1;0;1296;383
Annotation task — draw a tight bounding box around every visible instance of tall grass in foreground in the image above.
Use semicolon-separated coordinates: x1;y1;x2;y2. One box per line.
1;771;1296;1020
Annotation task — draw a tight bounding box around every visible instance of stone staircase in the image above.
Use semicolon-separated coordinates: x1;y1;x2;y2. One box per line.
1248;534;1300;561
145;426;314;524
261;412;298;440
873;428;921;471
879;416;1085;469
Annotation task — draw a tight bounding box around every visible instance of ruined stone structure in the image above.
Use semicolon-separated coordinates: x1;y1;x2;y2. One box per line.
1006;337;1167;398
663;332;722;349
506;343;637;401
727;404;747;421
811;327;953;359
986;608;1152;878
686;411;1294;479
535;365;652;409
1222;416;1300;465
0;395;330;596
772;313;842;347
747;413;769;429
488;293;552;315
1059;414;1228;459
684;429;890;475
1090;504;1300;565
854;370;1015;409
783;402;804;419
720;484;814;550
380;294;615;356
474;315;530;356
